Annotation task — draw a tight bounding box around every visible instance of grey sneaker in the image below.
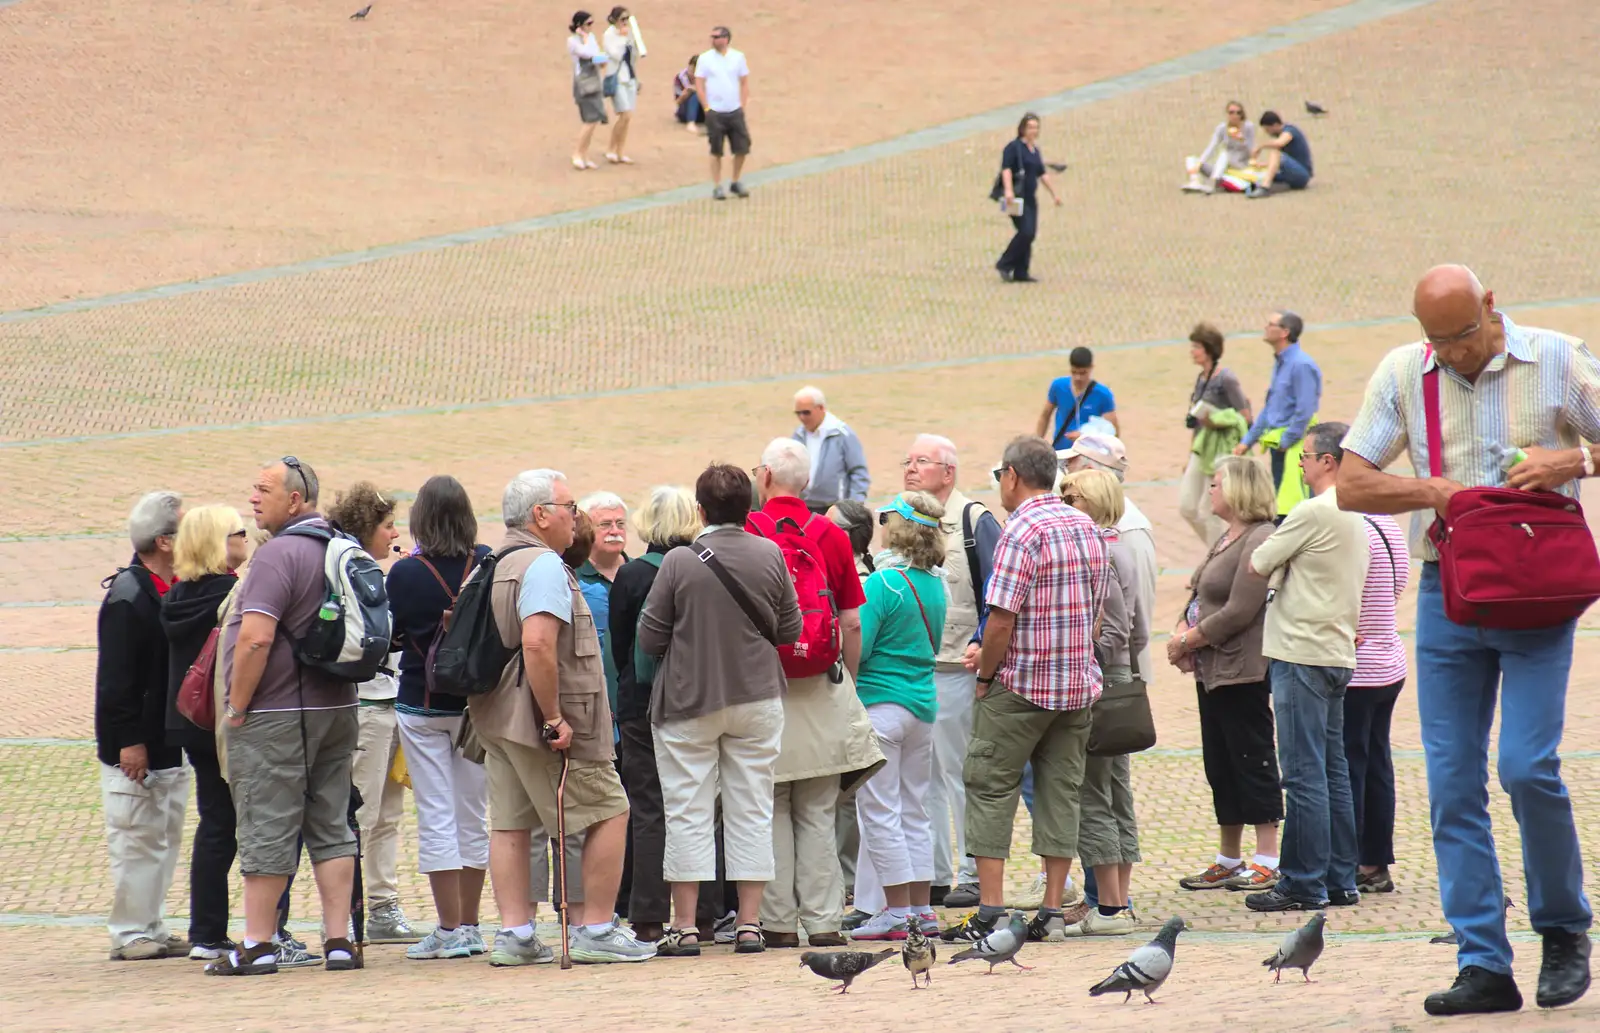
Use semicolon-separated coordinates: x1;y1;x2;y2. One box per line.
489;928;554;967
712;910;738;944
712;184;728;201
569;920;657;964
459;925;488;955
943;883;980;908
109;936;167;961
841;909;874;932
407;926;474;960
729;180;749;198
367;901;421;944
272;933;324;969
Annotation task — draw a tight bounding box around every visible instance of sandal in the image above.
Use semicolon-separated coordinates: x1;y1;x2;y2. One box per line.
572;157;587;170
204;941;278;976
323;936;363;971
605;153;620;164
734;923;765;954
655;927;702;957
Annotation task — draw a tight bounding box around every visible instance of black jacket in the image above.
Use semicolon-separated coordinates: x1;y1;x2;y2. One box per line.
609;541;687;722
95;556;183;770
160;572;238;752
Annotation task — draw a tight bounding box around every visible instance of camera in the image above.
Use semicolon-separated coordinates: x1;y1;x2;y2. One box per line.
1185;415;1199;431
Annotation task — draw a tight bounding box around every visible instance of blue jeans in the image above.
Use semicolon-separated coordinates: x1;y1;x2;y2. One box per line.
1415;563;1592;974
676;92;704;124
1271;660;1358;903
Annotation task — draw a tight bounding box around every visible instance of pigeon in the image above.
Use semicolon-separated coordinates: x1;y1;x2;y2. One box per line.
947;911;1031;974
903;921;937;989
1089;915;1186;1004
800;948;897;994
1304;101;1328;116
1263;912;1326;983
1046;162;1068;173
350;4;372;18
1431;896;1515;945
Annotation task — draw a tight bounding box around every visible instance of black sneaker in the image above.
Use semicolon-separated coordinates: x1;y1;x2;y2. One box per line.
1356;866;1395;893
1424;965;1523;1016
1245;887;1324;913
1328;889;1361;907
1026;910;1063;942
1536;929;1592;1009
729;180;749;198
929;885;950;907
943;883;980;908
940;912;996;943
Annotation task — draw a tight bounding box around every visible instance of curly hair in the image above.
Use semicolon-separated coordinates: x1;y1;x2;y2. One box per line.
327;481;397;549
882;491;947;570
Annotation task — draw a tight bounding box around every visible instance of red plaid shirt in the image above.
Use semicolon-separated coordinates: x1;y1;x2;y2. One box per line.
985;493;1110;711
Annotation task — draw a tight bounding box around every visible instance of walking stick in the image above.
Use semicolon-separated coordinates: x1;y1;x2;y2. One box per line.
555;747;572;970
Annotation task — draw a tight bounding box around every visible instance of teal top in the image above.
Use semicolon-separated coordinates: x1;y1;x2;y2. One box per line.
857;565;947;723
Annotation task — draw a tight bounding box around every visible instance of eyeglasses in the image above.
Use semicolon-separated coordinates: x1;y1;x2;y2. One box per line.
1061;491;1082;504
1424;321;1481;347
541;501;579;517
711;32;728;39
228;529;249;539
1299;451;1340;464
794;409;813;418
594;519;628;531
750;464;767;478
992;465;1011;482
899;457;952;470
281;455;308;498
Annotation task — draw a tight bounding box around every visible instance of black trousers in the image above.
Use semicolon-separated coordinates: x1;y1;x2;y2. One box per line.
996;199;1038;277
1196;680;1284;827
616;716;726;928
185;744;237;944
1342;680;1404;866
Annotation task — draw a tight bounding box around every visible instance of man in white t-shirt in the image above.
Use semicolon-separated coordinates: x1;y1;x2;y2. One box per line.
694;25;751;201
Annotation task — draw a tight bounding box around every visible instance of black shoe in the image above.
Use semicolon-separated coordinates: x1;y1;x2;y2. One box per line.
729;180;749;198
943;883;980;908
929;885;950;907
1013;274;1039;283
1424;965;1523;1016
1356;866;1395;893
1328;889;1361;907
940;912;996;943
1245;887;1323;913
996;265;1014;282
1537;930;1592;1009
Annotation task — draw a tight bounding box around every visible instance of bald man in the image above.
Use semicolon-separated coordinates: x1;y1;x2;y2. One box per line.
1339;265;1600;1017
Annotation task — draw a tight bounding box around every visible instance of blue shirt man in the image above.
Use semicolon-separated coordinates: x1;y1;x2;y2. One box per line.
1238;311;1321;489
1039;346;1119;449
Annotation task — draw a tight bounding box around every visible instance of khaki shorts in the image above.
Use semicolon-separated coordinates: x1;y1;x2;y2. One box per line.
228;708;359;875
482;734;628;834
962;687;1091;861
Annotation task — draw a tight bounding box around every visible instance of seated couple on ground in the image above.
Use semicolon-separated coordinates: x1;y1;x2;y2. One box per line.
1183;104;1313;197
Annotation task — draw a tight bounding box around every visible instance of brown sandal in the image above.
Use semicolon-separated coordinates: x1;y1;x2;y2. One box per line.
655;928;702;957
204;941;278;976
323;936;363;971
734;923;765;954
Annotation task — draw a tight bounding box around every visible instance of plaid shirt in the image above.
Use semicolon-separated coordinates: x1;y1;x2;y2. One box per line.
985;493;1110;711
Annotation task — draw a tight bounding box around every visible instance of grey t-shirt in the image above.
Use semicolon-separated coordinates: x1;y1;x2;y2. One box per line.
222;514;358;712
1190;367;1250;416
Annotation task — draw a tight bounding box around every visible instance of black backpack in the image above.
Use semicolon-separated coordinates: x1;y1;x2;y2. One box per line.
431;544;533;696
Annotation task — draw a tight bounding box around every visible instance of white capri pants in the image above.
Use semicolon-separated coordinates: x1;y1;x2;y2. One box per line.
853;702;935;914
396;711;489;872
653;697;784;883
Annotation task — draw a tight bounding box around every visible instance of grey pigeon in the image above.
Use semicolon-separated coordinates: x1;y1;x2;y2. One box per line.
1089;915;1186;1004
947;911;1031;974
1263;912;1326;983
350;4;372;18
903;922;937;988
1046;162;1068;172
1304;101;1327;116
1431;896;1515;945
800;948;897;994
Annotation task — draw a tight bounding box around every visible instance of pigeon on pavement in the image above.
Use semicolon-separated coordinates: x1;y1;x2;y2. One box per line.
948;911;1031;974
1263;912;1326;983
800;948;897;994
351;4;372;18
903;922;937;988
1089;915;1186;1003
1431;896;1515;945
1304;101;1328;116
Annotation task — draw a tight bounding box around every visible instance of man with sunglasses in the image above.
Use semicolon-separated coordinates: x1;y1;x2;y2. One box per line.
695;24;751;200
1240;422;1367;919
790;385;870;513
1340;265;1600;1016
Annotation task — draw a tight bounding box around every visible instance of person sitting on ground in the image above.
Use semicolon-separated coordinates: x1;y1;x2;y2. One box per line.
1183;100;1256;193
674;54;704;130
1246;110;1314;198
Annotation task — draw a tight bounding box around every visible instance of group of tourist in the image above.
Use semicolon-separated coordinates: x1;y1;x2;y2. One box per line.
93;265;1593;1016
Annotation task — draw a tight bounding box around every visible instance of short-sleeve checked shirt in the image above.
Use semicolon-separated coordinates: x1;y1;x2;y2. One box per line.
1342;315;1600;560
985;493;1110;711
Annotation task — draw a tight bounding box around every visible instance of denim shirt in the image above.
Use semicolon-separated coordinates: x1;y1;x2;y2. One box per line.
1244;342;1322;450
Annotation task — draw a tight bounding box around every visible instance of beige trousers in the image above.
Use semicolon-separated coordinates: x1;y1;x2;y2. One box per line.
1179;453;1225;546
761;775;844;934
352;703;406;905
100;763;189;948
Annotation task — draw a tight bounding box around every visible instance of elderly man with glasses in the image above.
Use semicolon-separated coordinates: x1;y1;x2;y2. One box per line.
790;385;871;513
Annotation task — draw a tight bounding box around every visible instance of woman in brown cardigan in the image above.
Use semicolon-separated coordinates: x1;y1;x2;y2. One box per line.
1166;456;1286;893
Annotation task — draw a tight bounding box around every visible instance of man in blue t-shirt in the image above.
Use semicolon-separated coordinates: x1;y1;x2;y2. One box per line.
1036;347;1119;449
1246;110;1313;198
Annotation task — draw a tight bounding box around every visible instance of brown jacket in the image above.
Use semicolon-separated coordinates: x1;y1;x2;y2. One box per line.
1189;521;1275;690
468;528;615;761
636;526;802;725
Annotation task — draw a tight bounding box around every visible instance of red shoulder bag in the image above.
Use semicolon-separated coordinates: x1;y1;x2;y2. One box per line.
1422;351;1600;628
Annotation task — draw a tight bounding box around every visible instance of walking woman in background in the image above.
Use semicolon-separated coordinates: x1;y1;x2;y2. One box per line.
602;7;640;164
567;10;610;169
995;112;1062;283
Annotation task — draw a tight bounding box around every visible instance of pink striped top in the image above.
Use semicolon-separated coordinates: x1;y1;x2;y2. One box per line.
1352;512;1409;688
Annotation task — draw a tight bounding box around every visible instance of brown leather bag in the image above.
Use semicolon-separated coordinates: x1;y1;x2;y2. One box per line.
177;626;222;729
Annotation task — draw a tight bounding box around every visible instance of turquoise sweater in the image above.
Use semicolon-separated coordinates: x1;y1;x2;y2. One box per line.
857;566;948;723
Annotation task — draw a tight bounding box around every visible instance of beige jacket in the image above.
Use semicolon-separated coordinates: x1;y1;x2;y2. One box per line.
774;669;885;793
935;490;991;669
1251;486;1369;670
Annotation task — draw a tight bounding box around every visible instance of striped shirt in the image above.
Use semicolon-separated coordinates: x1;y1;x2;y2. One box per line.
1352;513;1408;688
1342;315;1600;560
985;493;1110;711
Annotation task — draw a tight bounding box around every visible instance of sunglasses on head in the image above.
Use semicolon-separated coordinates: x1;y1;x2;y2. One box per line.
281;455;308;497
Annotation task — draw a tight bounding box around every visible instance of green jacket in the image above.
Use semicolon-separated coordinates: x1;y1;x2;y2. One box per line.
1191;407;1250;476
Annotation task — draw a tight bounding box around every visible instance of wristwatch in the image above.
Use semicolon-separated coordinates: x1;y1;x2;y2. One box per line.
540;716;568;742
224;704;243;720
976;674;997;686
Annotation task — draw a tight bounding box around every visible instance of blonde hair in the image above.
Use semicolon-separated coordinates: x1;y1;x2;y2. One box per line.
1214;456;1277;523
173;505;245;581
634;485;701;547
1061;468;1124;529
882;491;947;570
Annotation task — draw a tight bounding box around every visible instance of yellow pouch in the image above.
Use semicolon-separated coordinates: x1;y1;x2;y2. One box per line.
388;743;411;788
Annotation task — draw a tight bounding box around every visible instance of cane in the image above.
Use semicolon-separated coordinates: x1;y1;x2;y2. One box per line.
555;747;572;970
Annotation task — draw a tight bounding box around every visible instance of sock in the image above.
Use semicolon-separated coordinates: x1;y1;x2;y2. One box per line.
977;904;1007;924
1098;905;1120;918
886;906;911;920
438;926;457;933
583;922;612;935
508;923;535;939
242;939;262;949
327;946;352;961
1254;854;1279;870
1217;854;1242;869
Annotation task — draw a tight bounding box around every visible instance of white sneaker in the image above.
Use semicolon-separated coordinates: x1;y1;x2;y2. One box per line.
916;908;941;935
459;925;487;955
1061;909;1138;937
406;926;474;960
569;920;657;964
712;910;738;944
847;910;910;941
1008;872;1047;910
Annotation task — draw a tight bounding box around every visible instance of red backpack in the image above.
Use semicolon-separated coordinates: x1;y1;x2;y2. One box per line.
747;511;842;679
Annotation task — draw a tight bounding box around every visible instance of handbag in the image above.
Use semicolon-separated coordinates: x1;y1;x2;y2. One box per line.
177;626;222;729
1086;671;1156;757
988;140;1027;202
1422;351;1600;628
602;71;618;97
576;58;603;98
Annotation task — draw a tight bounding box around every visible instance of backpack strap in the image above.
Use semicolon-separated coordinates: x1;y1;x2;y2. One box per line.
695;546;779;645
416;556;456;598
960;502;984;597
896;569;938;652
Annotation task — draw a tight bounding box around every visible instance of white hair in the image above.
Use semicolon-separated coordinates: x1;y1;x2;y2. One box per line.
579;491;627;516
794;385;826;407
912;433;958;467
128;491;182;553
762;438;811;491
503;469;566;529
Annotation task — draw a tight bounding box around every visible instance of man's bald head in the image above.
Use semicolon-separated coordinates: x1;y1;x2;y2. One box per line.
1413;264;1499;377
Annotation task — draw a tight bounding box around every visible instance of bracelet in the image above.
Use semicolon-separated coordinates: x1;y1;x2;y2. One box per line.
1583;446;1594;478
976;674;996;686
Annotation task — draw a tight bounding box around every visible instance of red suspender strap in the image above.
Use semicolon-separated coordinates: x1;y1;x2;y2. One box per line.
1422;346;1444;479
